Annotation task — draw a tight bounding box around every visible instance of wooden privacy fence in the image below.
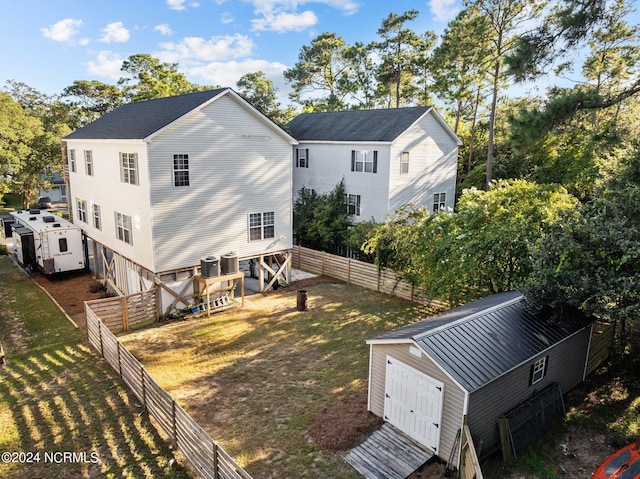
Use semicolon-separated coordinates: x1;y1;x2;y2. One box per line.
85;303;252;479
85;289;157;333
586;322;615;375
292;245;445;308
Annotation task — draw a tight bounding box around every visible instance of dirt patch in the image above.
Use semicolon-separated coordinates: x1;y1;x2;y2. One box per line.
30;270;105;328
308;391;383;451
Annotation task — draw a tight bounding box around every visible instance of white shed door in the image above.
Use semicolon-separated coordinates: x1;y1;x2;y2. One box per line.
384;356;444;453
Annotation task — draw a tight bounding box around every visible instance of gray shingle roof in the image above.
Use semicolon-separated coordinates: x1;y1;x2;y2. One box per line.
370;291;588;392
64;88;228;140
287;107;432;142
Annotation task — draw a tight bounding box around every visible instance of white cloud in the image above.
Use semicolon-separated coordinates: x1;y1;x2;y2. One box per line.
85;51;124;79
429;0;460;22
167;0;186;10
187;59;290;94
252;10;318;32
154;23;173;36
158;34;255;63
100;22;130;43
167;0;200;10
41;18;84;43
221;12;235;24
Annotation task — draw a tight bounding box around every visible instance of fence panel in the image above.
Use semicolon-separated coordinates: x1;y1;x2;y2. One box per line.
84;302;251;479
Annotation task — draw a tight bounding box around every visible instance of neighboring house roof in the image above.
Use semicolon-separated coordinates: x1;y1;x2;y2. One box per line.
63;88;297;144
368;291;588;392
287;106;462;144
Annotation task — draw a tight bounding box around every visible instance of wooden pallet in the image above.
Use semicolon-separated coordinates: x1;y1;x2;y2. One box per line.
345;423;434;479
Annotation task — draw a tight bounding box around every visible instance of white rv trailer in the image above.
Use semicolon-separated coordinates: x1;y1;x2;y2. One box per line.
10;209;85;274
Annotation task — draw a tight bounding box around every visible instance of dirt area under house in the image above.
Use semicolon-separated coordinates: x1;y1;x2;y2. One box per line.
27;265;638;479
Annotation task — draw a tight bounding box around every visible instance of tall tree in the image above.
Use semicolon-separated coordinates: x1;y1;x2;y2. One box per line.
284;33;351;111
365;180;577;305
118;54;197;102
342;42;379;109
468;0;546;188
374;10;423;108
236;71;295;126
61;80;123;126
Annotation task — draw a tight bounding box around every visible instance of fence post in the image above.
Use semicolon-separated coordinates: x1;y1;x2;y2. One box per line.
117;342;122;377
347;258;351;284
172;400;177;448
98;320;104;357
121;296;129;332
321;251;325;276
141;366;146;408
213;442;219;479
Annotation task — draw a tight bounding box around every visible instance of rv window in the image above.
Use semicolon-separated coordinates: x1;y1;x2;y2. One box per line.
59;238;68;252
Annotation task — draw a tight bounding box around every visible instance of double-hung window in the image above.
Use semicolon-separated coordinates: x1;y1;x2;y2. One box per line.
115;212;133;245
351;150;378;173
173;154;190;187
69;149;76;173
249;212;275;241
93;204;101;230
76;199;88;223
345;194;361;216
84;150;94;176
296;148;309;168
400;152;410;175
433;192;446;212
120;153;138;185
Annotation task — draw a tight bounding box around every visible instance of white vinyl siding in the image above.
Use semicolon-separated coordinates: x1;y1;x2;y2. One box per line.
146;93;293;271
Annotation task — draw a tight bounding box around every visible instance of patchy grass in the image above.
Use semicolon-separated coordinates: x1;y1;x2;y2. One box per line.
0;193;21;215
0;256;191;479
121;281;436;479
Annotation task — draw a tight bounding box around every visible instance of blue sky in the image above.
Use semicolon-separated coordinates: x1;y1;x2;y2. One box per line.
1;0;463;102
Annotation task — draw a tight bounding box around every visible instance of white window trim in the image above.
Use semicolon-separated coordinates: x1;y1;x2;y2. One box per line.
120;152;139;185
400;152;409;175
248;212;275;241
84;150;93;176
93;204;101;230
433;192;446;212
69;149;76;173
115;212;133;245
173;154;190;187
76;199;88;223
531;357;547;385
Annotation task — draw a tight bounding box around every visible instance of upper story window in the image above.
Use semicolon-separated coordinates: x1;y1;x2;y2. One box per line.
173;154;190;187
296;148;309;168
433;192;446;212
120;153;138;185
249;212;275;241
115;212;133;245
400;152;410;175
69;149;76;173
84;150;94;176
345;193;361;216
76;199;88;223
351;150;378;174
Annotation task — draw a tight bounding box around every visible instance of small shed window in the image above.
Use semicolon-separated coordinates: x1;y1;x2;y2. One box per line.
58;238;68;252
529;356;548;386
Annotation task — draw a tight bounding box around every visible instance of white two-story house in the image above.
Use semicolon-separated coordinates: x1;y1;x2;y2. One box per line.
287;107;462;222
63;88;297;314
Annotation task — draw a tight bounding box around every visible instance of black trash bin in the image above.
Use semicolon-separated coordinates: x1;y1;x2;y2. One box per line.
296;290;308;311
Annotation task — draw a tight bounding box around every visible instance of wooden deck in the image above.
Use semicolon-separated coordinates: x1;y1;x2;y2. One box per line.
345;423;435;479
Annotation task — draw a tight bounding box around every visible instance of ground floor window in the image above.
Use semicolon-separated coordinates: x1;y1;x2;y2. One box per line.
249;212;275;241
433;192;446;212
345;193;361;216
115;212;133;245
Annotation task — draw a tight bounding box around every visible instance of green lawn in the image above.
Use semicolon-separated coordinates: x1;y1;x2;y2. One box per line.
0;256;191;479
121;281;437;479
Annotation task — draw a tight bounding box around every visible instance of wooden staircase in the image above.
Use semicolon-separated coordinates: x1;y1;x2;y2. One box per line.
345;423;435;479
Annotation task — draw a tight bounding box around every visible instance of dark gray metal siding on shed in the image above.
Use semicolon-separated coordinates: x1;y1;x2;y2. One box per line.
466;326;592;451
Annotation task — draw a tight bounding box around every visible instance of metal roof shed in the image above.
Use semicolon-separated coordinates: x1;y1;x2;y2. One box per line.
365;291;594;466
